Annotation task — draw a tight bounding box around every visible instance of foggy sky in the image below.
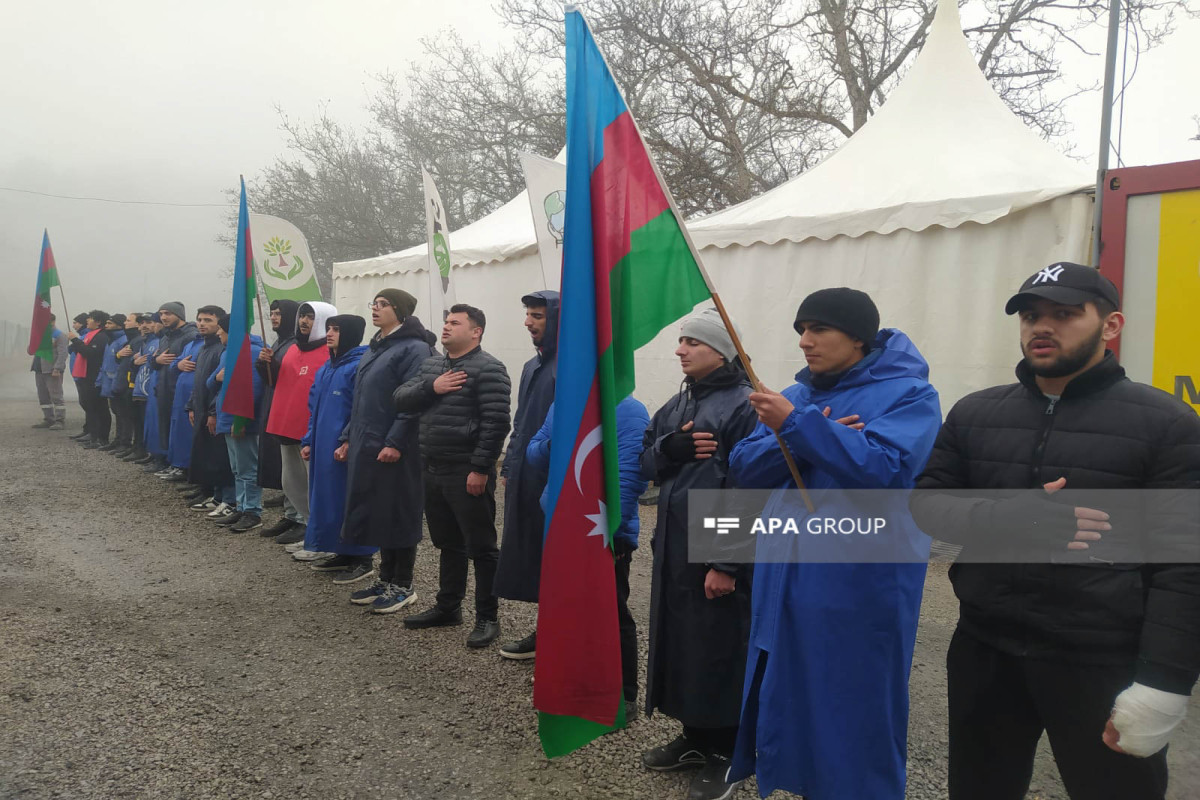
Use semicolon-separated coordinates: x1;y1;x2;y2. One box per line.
1;1;1197;326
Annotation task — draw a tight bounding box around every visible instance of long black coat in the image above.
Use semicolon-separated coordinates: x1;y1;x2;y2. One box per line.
256;301;299;490
641;364;758;727
340;318;436;549
494;291;559;603
186;335;232;488
913;352;1200;693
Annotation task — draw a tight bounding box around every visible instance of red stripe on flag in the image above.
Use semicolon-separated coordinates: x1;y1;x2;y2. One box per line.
223;338;256;419
533;380;623;726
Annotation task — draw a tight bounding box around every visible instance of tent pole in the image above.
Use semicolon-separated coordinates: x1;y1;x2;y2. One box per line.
1091;0;1122;267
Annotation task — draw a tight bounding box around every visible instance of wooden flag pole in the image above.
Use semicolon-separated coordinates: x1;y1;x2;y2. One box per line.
574;13;813;511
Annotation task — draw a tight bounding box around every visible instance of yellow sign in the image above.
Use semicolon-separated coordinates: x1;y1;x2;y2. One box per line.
1152;189;1200;411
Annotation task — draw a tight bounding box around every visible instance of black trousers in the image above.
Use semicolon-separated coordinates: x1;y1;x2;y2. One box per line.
131;400;146;450
947;628;1168;800
424;463;499;620
73;378;89;433
616;553;637;702
80;380;109;442
380;546;417;588
110;394;135;446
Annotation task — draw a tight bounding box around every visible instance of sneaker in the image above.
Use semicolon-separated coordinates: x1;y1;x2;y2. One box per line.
274;527;305;545
310;554;356;572
284;540;307;553
189;498;217;512
230;514;263;533
153;466;175;477
686;755;739;800
466;618;501;648
213;511;245;527
206;503;234;519
370;584;417;614
48;420;65;431
499;631;536;661
331;562;377;585
262;492;285;508
403;606;463;629
263;518;299;537
162;470;188;483
292;549;333;562
642;735;708;772
350;579;388;605
97;442;120;452
183;489;208;504
32;420;53;429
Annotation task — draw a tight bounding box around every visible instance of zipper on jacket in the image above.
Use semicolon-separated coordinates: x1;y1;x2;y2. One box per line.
1017;395;1060;657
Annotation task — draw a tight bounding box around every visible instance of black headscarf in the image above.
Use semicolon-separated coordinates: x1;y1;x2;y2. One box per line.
327;314;366;359
270;300;300;340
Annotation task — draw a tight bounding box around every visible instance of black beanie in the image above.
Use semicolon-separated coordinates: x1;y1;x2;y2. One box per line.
73;313;89;325
327;314;367;356
109;313;127;327
793;288;880;348
374;288;417;320
217;315;231;333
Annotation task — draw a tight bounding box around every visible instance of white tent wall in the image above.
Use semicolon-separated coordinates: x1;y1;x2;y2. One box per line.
334;192;1090;418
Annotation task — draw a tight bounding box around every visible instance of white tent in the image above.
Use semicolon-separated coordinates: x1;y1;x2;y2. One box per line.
334;0;1093;415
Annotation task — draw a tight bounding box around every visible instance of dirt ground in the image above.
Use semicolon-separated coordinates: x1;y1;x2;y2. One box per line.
1;356;1197;799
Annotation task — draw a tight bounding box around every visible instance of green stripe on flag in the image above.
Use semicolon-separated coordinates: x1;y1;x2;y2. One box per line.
538;696;627;758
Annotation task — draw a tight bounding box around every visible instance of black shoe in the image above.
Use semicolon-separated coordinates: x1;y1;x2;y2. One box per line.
174;481;201;492
48;420;65;430
687;755;739;800
499;631;536;661
121;449;145;462
230;514;263;533
98;442;120;452
213;511;244;527
466;618;501;648
183;489;208;504
624;699;640;724
642;735;708;772
70;432;90;441
310;554;356;572
402;606;463;629
113;448;134;459
32;420;53;429
264;518;299;537
83;440;105;450
274;527;305;545
262;493;285;508
132;453;155;465
331;561;377;585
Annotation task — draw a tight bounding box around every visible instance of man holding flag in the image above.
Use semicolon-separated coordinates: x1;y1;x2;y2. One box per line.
30;314;68;430
532;4;716;761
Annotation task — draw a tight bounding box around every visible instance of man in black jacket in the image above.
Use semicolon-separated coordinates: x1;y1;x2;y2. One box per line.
395;304;512;648
152;302;198;477
912;262;1200;800
66;309;111;448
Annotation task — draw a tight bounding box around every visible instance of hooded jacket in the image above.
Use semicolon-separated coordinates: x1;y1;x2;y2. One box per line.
912;351;1200;695
207;334;266;434
155;320;199;409
133;332;160;400
256;300;300;489
185;332;226;421
726;329;942;800
97;327;129;398
266;301;335;442
494;290;560;602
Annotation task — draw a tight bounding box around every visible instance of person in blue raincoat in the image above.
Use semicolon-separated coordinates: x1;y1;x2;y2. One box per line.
166;333;205;475
133;314;164;465
95;315;130;451
727;288;941;800
300;314;373;583
525;395;650;718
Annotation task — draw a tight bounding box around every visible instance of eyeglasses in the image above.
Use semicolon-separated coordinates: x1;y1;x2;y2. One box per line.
370;300;392;310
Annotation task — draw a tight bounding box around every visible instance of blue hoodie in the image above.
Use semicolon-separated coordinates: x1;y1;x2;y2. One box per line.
96;328;128;398
726;329;941;800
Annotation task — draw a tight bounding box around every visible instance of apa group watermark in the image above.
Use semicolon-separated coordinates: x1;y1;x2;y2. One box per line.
704;515;888;536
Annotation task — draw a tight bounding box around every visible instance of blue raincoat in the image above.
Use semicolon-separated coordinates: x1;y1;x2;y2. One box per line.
96;329;128;398
134;333;164;456
167;337;203;469
302;344;373;555
727;329;941;800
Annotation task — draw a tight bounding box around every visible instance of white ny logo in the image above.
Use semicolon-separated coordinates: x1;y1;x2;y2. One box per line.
1032;265;1065;284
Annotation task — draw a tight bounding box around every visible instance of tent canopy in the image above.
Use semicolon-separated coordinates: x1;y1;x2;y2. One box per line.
689;0;1092;249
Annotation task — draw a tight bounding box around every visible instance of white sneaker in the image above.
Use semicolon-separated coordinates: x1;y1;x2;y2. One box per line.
292;549;333;562
205;502;232;518
284;541;307;553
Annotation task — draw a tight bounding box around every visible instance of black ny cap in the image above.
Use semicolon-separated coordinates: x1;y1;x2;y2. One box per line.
1005;262;1120;315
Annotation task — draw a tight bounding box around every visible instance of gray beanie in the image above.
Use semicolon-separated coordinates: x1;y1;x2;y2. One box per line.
158;301;185;319
680;308;739;363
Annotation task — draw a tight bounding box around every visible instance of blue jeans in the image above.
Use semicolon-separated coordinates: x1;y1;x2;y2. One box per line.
225;433;262;515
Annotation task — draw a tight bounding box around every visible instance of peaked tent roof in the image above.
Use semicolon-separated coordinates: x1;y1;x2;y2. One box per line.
690;0;1092;249
336;150;565;280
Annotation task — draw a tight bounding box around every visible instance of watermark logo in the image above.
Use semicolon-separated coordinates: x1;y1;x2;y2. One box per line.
703;517;741;534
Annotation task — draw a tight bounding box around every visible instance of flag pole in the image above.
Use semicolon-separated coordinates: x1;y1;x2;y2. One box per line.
575;10;814;511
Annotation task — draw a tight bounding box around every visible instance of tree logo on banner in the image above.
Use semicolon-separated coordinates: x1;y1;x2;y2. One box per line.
544;190;566;245
263;236;305;283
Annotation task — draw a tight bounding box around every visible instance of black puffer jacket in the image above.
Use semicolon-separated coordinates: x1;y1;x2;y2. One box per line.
913;352;1200;693
393;345;512;472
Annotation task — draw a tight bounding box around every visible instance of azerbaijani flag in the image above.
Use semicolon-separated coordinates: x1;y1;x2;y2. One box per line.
533;6;712;758
27;231;61;361
218;178;258;431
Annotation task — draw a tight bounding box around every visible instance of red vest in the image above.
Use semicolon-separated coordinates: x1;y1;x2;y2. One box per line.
266;344;329;441
70;328;101;379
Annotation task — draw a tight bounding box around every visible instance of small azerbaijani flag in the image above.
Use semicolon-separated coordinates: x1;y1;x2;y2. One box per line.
27;231;61;361
217;178;258;432
534;6;712;757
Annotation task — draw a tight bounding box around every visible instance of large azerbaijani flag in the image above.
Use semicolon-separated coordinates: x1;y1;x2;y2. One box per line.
218;178;258;429
533;6;712;757
27;231;61;361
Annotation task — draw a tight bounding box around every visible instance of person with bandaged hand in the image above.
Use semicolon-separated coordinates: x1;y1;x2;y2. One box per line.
912;263;1200;800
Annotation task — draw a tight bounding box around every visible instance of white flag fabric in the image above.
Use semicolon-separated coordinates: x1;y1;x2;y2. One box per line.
248;213;322;303
518;151;566;291
422;168;456;323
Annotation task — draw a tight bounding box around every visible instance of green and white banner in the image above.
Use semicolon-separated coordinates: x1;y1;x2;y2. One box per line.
422;168;456;322
248;213;323;303
519;151;565;291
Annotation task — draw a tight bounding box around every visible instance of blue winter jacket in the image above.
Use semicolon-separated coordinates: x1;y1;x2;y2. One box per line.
96;329;128;398
525;395;650;551
726;329;941;800
133;334;160;399
206;335;266;435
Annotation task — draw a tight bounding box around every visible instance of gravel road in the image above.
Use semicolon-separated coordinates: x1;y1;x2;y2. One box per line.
1;356;1197;799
